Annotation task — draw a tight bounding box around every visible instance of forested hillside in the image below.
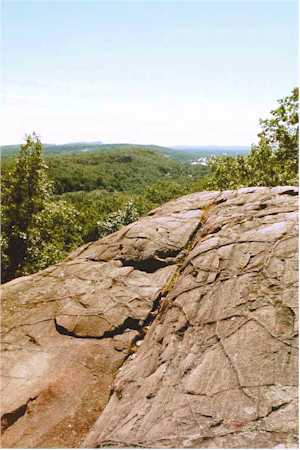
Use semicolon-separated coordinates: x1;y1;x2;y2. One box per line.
47;148;202;194
2;146;208;194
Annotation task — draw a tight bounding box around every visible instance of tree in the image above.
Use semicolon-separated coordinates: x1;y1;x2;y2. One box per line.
144;180;188;205
97;200;140;237
21;200;82;274
258;86;298;172
207;88;299;189
1;133;82;282
207;155;250;190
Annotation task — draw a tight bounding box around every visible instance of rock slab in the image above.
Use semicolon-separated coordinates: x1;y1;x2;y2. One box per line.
1;187;298;448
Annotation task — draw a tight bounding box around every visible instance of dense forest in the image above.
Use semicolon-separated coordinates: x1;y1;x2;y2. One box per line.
1;145;210;194
1;88;298;283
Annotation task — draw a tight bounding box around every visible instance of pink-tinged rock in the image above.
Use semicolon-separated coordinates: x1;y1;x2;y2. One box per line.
1;187;298;448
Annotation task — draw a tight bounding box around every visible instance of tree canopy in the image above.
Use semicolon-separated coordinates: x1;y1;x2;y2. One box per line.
207;87;299;189
1;134;82;282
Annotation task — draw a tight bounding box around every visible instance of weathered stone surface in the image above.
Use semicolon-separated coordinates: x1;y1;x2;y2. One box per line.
1;187;298;448
82;187;298;449
1;206;201;448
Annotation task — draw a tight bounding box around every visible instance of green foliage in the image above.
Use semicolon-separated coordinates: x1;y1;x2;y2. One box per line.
144;180;188;204
59;179;191;243
206;155;249;190
188;174;215;193
107;177;206;212
1;134;82;282
208;88;299;189
258;86;298;171
97;201;140;237
45;148;195;195
21;201;82;274
59;190;153;242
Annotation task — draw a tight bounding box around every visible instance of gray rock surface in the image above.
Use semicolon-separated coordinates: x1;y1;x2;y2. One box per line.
1;187;298;448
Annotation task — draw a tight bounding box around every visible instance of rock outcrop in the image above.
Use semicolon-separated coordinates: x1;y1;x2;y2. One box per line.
1;187;298;448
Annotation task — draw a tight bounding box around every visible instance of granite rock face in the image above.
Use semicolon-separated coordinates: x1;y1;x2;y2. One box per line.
1;187;298;448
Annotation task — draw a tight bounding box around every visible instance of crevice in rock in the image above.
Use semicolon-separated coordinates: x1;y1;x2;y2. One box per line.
1;396;38;434
54;292;164;342
176;321;190;337
143;296;161;328
149;219;206;324
253;401;291;423
95;440;147;448
54;316;143;340
216;331;258;403
210;419;224;428
101;317;143;339
271;402;289;412
119;257;170;273
119;245;184;273
278;189;298;196
81;216;208;446
85;257;108;263
254;207;296;218
25;333;40;346
2;318;54;338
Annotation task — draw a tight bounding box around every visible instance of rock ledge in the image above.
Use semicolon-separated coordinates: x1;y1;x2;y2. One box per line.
1;187;298;448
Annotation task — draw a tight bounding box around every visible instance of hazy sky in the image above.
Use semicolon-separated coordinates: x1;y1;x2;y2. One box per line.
2;0;298;146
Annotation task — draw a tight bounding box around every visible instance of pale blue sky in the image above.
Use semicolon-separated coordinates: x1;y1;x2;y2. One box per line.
1;0;298;145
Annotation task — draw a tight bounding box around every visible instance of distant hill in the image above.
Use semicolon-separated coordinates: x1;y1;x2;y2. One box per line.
46;147;205;194
1;142;250;161
1;142;173;157
2;146;207;194
1;142;103;156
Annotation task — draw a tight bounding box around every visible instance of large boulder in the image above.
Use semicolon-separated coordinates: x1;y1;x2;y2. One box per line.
1;187;298;448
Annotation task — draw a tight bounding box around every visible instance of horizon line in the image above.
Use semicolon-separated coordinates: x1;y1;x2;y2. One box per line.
1;141;252;148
